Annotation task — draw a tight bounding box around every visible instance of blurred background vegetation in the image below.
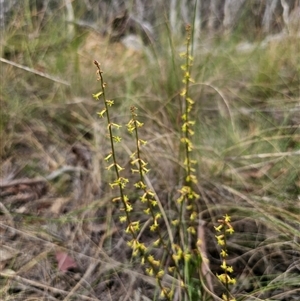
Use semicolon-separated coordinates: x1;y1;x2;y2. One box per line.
1;0;299;196
0;0;299;300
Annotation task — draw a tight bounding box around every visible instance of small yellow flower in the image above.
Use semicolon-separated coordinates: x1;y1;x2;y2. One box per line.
148;255;160;266
215;235;225;246
226;266;234;273
155;213;161;220
183;252;192;262
150;200;157;206
226;227;235;234
180;88;187;96
143;208;150;215
168;266;175;273
229;277;236;285
160;287;172;299
119;216;127;223
220;249;228;257
214;224;223;232
156;269;164;279
196;239;202;247
171;219;179;226
146;268;153;276
172;254;181;263
221;260;226;268
187;226;196;234
125;203;133;212
224;214;231;222
222;293;228;301
150;223;158;232
217;274;226;283
153;239;160;247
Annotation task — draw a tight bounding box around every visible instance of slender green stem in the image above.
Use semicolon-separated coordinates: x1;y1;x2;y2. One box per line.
94;60;133;231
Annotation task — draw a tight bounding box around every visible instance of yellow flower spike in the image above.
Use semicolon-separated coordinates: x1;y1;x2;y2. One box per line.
215;214;236;300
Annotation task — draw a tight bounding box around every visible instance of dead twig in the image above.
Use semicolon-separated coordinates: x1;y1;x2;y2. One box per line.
0;57;70;86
